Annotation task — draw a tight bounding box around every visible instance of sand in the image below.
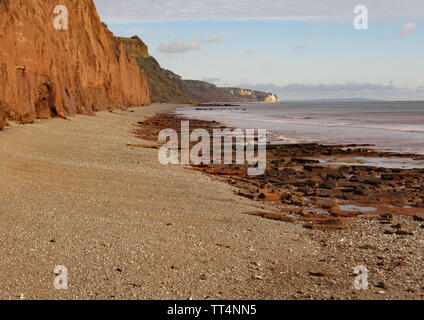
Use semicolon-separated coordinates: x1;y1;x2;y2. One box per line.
1;104;423;300
0;104;316;299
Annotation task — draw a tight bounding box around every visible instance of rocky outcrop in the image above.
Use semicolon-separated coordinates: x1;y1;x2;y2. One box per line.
0;0;150;130
220;88;280;103
119;36;195;104
264;93;280;103
118;36;149;59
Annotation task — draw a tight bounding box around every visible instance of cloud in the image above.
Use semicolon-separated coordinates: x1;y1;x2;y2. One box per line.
293;43;306;52
394;22;417;36
202;77;221;83
157;36;202;53
207;34;227;44
94;0;424;24
157;33;227;53
232;82;424;100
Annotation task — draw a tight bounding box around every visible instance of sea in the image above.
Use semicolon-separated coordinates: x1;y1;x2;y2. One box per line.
176;101;424;156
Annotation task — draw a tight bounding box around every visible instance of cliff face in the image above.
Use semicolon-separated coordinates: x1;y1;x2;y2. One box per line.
0;0;150;130
119;37;195;104
163;70;236;103
164;72;281;104
119;36;149;59
163;69;281;103
220;88;280;103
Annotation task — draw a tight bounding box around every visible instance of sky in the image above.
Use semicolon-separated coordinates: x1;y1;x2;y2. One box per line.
93;0;424;100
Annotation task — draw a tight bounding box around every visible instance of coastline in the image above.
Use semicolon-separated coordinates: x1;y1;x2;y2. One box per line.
135;110;424;299
136;112;424;219
0;104;316;300
1;104;423;300
176;102;424;156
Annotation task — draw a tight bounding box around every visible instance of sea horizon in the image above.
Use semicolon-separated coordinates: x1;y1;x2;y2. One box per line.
177;100;424;157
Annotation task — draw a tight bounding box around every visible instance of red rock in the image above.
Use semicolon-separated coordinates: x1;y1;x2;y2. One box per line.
261;212;295;222
0;0;150;129
359;244;375;250
243;211;296;223
57;111;66;119
308;271;335;277
303;224;347;231
258;193;282;201
0;112;5;130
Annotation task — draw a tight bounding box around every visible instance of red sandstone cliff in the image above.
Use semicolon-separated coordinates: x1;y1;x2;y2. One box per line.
0;0;150;130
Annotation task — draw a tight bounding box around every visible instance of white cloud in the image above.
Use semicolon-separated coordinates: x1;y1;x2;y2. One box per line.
157;33;228;53
202;77;221;83
157;37;201;53
394;22;417;36
207;34;227;44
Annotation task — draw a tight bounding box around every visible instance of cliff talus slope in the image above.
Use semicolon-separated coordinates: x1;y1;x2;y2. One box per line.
0;0;150;129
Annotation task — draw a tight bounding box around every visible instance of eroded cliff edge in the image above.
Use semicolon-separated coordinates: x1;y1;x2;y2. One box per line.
0;0;150;130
